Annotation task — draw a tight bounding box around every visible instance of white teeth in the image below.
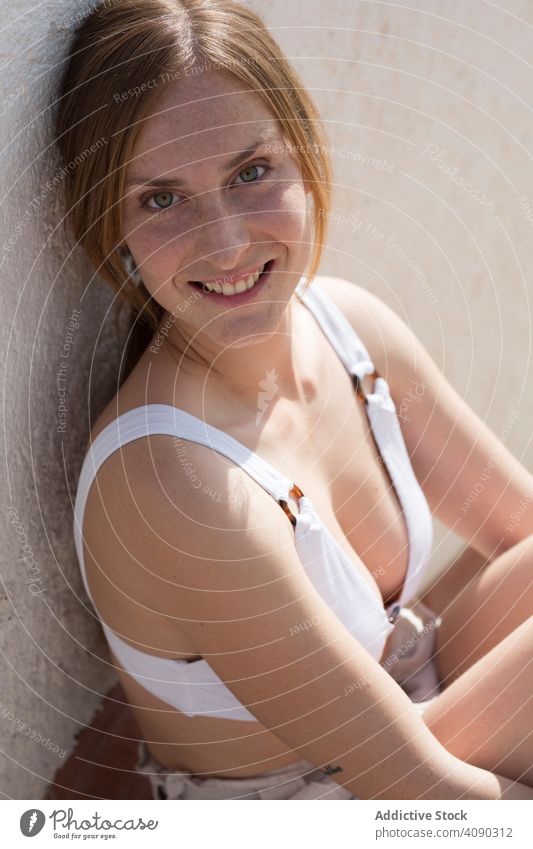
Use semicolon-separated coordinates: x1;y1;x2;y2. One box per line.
200;264;266;295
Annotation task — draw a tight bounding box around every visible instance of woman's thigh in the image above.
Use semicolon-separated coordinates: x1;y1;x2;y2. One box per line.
432;535;533;685
422;616;533;786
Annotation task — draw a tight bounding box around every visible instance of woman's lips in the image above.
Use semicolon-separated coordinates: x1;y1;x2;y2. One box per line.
188;259;274;303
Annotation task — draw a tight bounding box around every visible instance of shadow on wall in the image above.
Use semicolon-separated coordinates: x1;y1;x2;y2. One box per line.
44;683;151;801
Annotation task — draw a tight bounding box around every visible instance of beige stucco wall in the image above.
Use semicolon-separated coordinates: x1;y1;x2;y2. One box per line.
1;0;531;798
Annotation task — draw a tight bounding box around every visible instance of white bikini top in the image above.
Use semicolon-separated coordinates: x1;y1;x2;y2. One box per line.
73;278;433;722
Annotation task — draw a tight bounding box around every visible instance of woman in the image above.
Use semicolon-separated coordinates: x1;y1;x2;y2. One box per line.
57;0;533;799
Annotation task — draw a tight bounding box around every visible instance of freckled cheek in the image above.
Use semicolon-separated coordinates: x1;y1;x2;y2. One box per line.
126;219;185;287
124;183;307;286
263;183;308;240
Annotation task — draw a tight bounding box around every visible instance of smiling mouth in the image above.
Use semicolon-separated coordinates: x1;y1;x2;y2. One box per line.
188;259;274;296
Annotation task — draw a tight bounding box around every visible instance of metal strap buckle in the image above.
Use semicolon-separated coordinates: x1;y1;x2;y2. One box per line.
353;368;379;404
278;483;304;527
387;604;402;624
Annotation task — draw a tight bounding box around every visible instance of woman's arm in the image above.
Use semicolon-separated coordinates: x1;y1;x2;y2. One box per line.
96;437;530;800
493;774;533;799
434;762;533;800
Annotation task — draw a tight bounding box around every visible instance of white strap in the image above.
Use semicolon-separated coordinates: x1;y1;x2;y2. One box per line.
73;404;296;612
296;282;375;379
365;380;434;607
76;403;295;505
296;281;433;607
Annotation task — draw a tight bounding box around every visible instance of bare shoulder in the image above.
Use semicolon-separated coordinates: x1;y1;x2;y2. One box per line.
81;426;293;622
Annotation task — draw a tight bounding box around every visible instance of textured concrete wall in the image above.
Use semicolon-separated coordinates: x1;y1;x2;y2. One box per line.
1;0;532;798
0;1;121;799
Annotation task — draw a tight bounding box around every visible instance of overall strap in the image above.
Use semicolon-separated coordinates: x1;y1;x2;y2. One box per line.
295;279;434;607
73;405;303;595
75;404;297;508
295;280;378;389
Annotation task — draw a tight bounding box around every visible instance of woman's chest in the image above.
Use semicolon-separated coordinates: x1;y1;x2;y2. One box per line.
237;353;410;609
118;303;412;607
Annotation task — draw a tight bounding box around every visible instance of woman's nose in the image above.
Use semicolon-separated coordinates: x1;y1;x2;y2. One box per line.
193;198;254;269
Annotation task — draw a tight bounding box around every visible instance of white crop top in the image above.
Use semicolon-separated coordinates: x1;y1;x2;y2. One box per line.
73;277;434;721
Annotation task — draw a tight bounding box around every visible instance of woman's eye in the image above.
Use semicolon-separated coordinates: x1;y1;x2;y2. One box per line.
146;191;181;211
234;163;268;185
143;163;269;213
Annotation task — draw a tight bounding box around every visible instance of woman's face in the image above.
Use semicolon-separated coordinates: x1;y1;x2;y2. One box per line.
121;68;312;350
